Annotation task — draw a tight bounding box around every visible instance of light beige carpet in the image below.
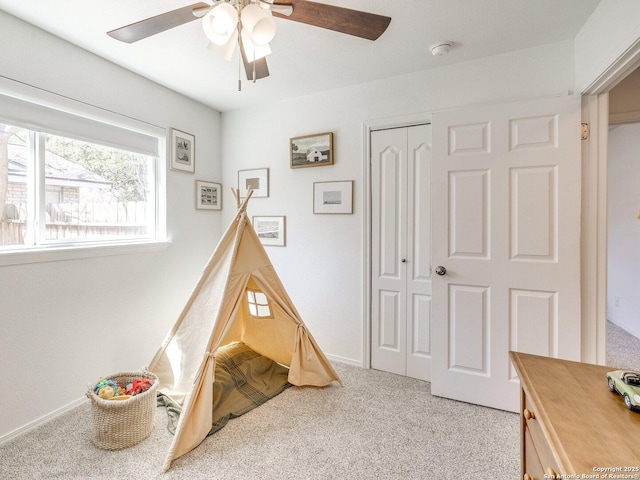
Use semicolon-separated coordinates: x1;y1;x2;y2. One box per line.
607;320;640;371
4;322;639;480
0;362;519;479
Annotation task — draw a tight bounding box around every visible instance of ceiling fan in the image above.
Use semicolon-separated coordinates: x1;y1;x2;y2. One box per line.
107;0;391;84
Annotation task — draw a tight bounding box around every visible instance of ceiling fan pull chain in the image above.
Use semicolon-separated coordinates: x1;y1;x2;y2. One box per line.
238;47;242;91
253;52;257;83
237;21;242;91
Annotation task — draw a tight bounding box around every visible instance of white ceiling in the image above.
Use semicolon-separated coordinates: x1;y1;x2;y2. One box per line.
0;0;601;112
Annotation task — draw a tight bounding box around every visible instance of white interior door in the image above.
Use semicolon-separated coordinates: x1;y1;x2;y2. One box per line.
371;124;432;381
431;96;582;412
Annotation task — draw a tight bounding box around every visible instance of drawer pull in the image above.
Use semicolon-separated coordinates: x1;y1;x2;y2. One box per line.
523;408;535;420
546;467;558;477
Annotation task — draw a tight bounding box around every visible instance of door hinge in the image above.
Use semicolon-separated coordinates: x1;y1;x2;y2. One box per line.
581;123;589;140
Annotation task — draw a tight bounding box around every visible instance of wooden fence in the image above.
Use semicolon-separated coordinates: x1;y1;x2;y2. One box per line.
0;201;151;245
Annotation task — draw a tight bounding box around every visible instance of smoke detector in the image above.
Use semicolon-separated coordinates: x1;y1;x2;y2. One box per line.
430;41;453;56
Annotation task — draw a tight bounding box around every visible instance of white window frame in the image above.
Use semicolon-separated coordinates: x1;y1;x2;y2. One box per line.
0;77;168;266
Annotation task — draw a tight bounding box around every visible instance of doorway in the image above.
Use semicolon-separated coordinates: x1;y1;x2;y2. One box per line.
606;72;640;367
582;53;640;366
607;126;640;333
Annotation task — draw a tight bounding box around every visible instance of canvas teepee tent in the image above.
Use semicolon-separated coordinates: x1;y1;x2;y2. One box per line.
148;189;343;471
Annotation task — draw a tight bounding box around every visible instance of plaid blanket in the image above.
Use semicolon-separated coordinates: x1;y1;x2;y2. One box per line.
158;342;291;436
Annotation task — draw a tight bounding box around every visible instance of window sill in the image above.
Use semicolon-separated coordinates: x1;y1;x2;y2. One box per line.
0;239;171;266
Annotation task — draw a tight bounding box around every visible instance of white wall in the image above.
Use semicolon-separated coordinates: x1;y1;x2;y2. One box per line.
0;12;222;441
221;41;575;365
607;123;640;339
574;0;640;93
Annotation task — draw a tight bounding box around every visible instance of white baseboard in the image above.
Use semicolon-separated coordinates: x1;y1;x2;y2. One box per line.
0;396;87;447
325;353;363;368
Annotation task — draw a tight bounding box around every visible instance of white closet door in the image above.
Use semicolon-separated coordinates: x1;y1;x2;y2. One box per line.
405;124;432;380
371;124;432;381
431;96;582;412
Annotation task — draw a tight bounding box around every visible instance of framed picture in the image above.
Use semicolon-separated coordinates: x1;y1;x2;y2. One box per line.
238;168;269;198
195;180;222;210
253;216;286;247
313;180;354;214
290;132;334;169
170;128;195;173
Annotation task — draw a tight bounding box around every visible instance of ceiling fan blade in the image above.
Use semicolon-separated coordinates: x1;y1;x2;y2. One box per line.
244;56;270;82
270;4;294;16
107;2;210;43
272;0;391;41
192;5;215;18
259;0;294;16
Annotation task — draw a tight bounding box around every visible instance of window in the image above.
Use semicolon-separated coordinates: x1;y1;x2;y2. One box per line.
0;78;166;261
1;123;158;248
247;290;272;318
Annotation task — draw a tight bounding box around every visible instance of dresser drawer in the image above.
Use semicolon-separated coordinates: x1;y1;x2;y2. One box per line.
523;427;544;480
523;394;562;476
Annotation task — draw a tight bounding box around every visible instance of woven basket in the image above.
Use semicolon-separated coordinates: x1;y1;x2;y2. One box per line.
86;370;158;450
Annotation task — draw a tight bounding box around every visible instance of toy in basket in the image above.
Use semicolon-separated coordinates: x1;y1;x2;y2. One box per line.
86;370;158;450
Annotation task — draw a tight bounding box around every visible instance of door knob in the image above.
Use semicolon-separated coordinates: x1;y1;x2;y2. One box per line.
435;266;446;276
401;259;407;263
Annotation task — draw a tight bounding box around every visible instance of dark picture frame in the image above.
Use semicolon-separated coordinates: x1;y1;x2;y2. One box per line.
290;132;334;169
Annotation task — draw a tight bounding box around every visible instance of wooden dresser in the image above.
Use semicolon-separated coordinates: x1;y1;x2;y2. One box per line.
510;352;640;479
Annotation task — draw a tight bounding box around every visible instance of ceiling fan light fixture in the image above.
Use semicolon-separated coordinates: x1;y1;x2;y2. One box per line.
108;1;392;88
202;2;238;45
240;27;272;61
207;29;238;61
241;3;276;46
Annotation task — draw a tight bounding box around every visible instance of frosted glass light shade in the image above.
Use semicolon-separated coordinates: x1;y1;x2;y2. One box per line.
240;28;271;61
203;3;238;46
241;4;276;46
207;28;238;61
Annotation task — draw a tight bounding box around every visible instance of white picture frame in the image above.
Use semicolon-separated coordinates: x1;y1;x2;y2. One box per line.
170;128;195;173
238;168;269;198
313;180;354;214
195;180;221;210
253;216;286;247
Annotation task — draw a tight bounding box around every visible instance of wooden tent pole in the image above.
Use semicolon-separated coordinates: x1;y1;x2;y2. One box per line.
231;188;240;210
230;187;254;212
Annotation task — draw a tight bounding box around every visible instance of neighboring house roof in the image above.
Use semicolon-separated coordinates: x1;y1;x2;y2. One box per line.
7;144;111;188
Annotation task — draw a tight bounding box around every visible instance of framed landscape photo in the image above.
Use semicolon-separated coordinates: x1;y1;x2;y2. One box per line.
238;168;269;198
170;128;195;173
313;180;353;214
290;132;333;169
195;180;221;210
253;216;286;247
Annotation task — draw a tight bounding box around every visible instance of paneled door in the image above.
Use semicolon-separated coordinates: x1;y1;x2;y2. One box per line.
370;124;432;381
431;96;582;412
